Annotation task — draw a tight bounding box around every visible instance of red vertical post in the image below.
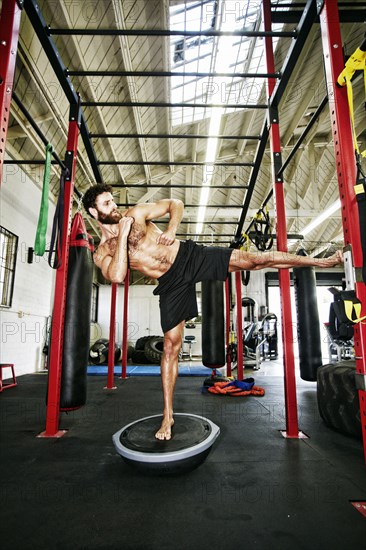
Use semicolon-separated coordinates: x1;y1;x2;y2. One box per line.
225;278;232;377
38;102;81;438
0;0;22;185
121;269;130;379
263;0;300;437
105;283;118;390
235;271;244;381
319;0;366;462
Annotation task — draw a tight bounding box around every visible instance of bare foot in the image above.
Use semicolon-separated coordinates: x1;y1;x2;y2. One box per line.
155;415;174;440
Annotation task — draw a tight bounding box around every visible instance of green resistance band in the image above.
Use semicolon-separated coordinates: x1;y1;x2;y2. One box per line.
34;143;53;256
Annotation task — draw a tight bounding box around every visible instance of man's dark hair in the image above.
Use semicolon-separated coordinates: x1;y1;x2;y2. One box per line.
82;184;113;218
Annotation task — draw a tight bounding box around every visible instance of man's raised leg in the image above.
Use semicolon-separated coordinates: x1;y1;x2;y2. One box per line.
155;320;185;440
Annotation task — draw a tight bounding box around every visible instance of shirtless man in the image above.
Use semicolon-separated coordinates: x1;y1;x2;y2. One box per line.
82;184;343;440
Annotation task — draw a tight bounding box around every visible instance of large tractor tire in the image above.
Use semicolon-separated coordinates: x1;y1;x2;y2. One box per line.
317;361;361;439
89;339;121;366
135;335;157;351
144;336;164;364
131;349;152;365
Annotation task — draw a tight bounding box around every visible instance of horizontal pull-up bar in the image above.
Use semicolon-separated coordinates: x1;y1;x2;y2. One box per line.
176;233;235;237
3;159;252;169
90;133;261;140
99;161;254;167
179;221;240;225
49;28;297;38
112;184;249;189
117;203;244;208
3;159;57;164
174;232;304;239
68;70;280;79
196;240;233;244
82;101;268;109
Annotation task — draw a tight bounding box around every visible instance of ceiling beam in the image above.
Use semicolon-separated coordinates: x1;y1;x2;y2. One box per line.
14;43;95;188
133;169;183;203
23;0;103;183
111;0;151;183
58;0;127;186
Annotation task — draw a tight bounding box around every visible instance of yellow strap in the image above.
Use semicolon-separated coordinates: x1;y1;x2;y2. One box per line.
344;299;366;324
355;183;365;195
337;46;366;155
345;75;359;154
240;233;250;252
337;47;366;86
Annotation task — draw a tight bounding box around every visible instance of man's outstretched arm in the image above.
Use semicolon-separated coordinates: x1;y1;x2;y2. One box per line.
157;199;184;245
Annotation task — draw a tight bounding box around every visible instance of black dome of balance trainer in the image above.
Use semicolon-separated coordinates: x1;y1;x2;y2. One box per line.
112;413;220;475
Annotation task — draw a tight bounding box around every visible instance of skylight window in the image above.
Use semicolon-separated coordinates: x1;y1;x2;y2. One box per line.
169;1;284;126
168;1;284;235
169;0;280;127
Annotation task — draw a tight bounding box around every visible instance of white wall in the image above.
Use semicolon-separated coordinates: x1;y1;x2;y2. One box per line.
0;163;56;375
95;284;163;346
95;283;203;355
241;269;267;315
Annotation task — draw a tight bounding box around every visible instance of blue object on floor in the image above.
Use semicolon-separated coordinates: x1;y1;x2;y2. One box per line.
87;365;215;376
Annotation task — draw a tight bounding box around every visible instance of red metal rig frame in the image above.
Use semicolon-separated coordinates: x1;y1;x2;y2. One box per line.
319;0;366;462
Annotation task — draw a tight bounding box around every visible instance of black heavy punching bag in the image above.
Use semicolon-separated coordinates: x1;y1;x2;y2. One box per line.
293;249;322;381
201;280;225;368
60;213;94;410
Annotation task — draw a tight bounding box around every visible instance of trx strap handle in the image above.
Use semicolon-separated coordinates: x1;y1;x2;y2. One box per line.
333;290;366;326
250;206;273;251
230;233;251;286
240;233;251;286
48;167;68;269
34;143;53;256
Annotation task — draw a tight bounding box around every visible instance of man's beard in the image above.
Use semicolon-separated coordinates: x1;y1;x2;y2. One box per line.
97;209;122;224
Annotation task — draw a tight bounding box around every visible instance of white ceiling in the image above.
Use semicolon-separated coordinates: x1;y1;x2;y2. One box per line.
5;0;366;253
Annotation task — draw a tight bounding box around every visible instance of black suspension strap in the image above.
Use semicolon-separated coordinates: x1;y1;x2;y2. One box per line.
48;167;68;269
250;206;273;252
355;157;366;283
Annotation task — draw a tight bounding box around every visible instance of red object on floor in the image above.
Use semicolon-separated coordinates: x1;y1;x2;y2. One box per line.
351;502;366;518
0;363;17;392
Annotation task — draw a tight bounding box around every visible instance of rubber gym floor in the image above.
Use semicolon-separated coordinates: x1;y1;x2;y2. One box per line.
1;363;365;550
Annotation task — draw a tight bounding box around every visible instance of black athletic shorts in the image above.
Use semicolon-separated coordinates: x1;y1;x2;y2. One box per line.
153;240;233;333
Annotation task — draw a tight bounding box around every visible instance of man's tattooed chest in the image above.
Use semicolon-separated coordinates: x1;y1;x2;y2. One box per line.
128;224;146;251
106;237;118;255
